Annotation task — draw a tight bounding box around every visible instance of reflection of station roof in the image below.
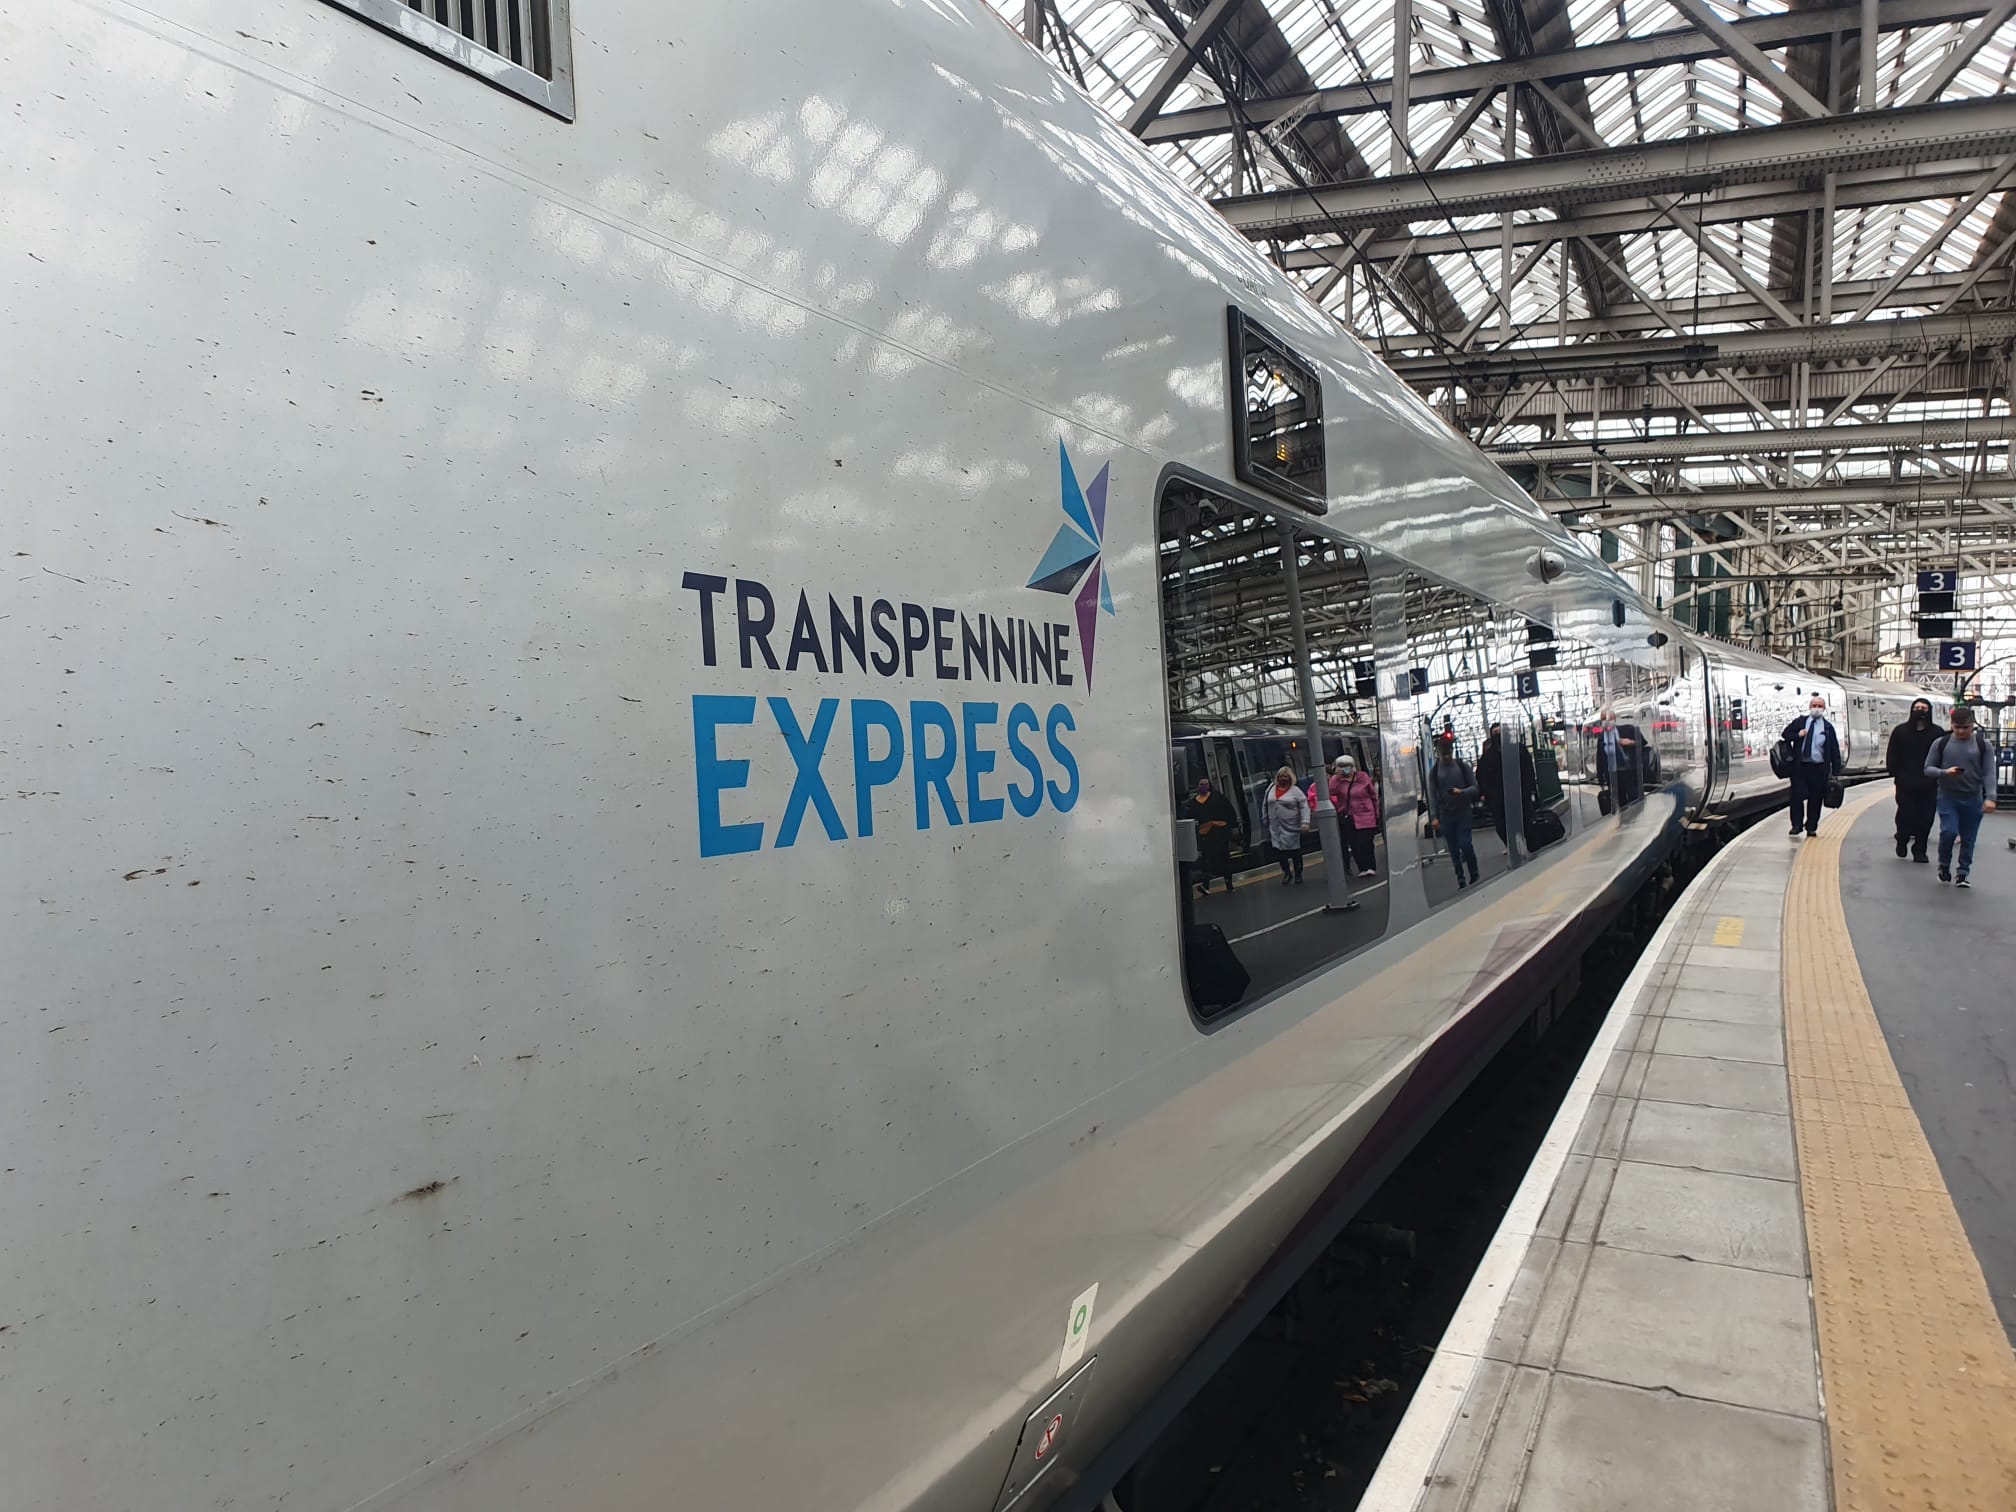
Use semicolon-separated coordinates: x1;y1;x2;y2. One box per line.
989;1;2016;665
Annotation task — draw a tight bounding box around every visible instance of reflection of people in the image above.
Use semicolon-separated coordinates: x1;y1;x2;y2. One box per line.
1264;766;1312;885
1477;724;1538;848
1884;698;1941;863
1188;778;1238;895
1781;695;1842;839
1927;705;1997;886
1593;707;1645;809
1428;734;1481;889
1332;756;1380;875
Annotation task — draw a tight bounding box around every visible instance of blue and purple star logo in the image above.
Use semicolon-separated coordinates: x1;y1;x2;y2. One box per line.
1027;443;1116;688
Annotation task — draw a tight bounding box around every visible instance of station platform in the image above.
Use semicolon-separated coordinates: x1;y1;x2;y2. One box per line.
1359;785;2016;1512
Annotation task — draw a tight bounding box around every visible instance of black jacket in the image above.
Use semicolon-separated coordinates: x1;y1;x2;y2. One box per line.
1477;738;1539;815
1780;715;1842;773
1885;718;1944;791
1187;789;1239;858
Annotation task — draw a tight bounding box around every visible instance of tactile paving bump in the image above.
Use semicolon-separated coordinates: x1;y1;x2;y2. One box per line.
1783;821;2016;1511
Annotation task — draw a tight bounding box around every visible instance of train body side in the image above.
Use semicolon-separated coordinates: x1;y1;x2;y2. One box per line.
6;4;1713;1510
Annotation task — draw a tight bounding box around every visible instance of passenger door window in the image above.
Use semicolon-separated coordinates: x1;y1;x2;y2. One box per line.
1400;573;1517;908
1159;479;1385;1020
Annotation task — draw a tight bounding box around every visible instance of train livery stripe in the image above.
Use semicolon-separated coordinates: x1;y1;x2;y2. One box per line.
1782;810;2016;1512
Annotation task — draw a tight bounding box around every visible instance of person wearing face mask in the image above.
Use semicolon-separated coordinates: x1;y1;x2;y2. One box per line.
1330;755;1381;876
1264;765;1313;886
1477;723;1539;856
1780;694;1842;838
1187;776;1239;895
1884;698;1943;863
1428;734;1482;889
1591;707;1645;812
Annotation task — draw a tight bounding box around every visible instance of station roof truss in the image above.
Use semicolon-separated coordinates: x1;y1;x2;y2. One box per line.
994;0;2016;678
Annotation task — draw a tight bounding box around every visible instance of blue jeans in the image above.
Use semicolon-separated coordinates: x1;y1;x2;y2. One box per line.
1936;791;1985;876
1443;809;1479;885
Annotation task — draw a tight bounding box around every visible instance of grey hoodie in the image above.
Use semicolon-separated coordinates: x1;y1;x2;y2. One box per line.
1925;729;1995;800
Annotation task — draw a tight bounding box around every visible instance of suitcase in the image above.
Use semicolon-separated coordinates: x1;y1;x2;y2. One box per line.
1525;807;1566;849
1823;777;1844;809
1185;921;1250;1012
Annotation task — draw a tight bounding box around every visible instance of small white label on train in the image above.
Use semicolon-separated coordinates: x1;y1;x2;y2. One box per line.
1058;1282;1098;1375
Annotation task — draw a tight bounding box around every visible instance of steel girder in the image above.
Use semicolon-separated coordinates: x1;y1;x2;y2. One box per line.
1212;97;2016;235
1006;0;2016;674
1142;0;1993;143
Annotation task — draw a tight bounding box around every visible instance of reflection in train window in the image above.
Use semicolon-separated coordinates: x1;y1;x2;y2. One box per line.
1228;309;1328;512
1509;637;1659;829
1396;573;1525;908
1159;478;1384;1021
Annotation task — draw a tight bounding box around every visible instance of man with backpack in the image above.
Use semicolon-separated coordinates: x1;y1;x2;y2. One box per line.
1925;705;1999;887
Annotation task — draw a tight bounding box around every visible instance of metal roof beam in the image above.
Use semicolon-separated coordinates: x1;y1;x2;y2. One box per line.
1498;415;2016;463
1143;0;1992;142
1366;269;2014;346
1122;0;1245;135
1667;0;1832;118
1548;479;2016;517
1464;360;1996;425
1390;311;2016;384
1905;0;2016;106
1279;166;2007;265
1213;96;2016;234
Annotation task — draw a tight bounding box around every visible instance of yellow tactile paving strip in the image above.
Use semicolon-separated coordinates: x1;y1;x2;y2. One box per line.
1783;816;2016;1511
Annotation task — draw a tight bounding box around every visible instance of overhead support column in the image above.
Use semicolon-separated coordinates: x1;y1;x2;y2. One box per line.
1501;84;1516;344
1861;0;1879;107
1390;0;1413;174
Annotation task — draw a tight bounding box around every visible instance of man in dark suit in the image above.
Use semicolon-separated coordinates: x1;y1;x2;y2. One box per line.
1781;695;1843;838
1592;708;1647;811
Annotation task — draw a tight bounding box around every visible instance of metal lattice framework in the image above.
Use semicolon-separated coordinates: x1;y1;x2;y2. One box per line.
993;0;2016;694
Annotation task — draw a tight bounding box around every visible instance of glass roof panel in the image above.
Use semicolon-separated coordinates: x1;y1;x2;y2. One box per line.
981;0;2013;337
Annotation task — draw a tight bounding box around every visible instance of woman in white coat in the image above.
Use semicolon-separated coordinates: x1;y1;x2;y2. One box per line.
1264;765;1313;885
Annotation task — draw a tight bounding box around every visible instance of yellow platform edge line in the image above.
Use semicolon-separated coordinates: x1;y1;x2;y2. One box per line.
1783;808;2016;1511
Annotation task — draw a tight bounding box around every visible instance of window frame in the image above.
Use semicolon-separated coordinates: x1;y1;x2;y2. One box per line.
319;0;577;120
1153;463;1386;1031
1226;307;1329;516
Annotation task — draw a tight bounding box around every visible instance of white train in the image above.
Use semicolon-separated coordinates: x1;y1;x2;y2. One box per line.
2;4;1935;1510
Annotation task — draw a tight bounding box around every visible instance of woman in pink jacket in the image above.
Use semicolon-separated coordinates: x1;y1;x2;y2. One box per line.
1330;755;1381;875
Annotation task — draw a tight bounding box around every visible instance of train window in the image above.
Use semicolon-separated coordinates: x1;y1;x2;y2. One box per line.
1399;575;1535;907
1227;309;1327;513
1160;477;1384;1021
319;0;577;119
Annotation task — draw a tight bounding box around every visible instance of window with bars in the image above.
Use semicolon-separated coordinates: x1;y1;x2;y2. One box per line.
320;0;574;120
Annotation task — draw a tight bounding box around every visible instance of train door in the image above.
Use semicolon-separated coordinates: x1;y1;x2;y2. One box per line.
1238;736;1289;840
1707;657;1730;792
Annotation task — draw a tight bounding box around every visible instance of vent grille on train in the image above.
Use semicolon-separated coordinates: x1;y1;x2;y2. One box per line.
320;0;575;120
